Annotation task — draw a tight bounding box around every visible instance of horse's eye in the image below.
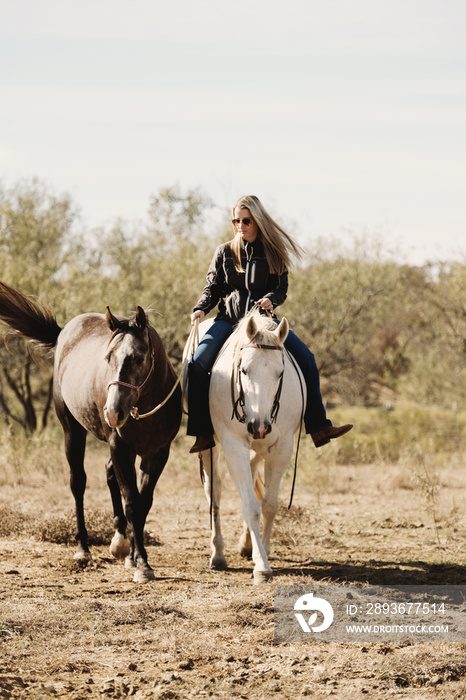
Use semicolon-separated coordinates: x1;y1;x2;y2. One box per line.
135;356;144;367
241;367;247;376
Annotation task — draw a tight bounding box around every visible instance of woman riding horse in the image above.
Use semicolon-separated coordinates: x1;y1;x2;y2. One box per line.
187;194;352;452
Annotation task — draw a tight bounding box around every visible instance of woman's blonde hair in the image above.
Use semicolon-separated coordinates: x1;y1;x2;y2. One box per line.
230;195;303;275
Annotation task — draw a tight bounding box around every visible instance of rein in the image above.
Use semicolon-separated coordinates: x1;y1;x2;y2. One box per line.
284;348;306;510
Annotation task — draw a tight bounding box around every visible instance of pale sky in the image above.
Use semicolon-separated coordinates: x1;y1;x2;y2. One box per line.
1;0;465;264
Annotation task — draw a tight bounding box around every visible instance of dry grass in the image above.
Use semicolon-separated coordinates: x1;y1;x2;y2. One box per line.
1;416;466;698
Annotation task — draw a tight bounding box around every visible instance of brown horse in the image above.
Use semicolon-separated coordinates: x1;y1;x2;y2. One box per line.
0;281;181;582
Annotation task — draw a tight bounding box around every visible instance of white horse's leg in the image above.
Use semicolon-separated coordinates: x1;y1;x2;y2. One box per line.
221;435;272;584
200;445;227;570
261;438;294;555
238;452;263;559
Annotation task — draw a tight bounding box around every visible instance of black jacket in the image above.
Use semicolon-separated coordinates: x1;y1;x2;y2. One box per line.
193;239;288;324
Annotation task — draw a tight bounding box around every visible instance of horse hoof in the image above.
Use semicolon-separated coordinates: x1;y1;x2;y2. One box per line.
253;570;273;585
210;555;228;571
124;555;136;569
73;550;91;562
133;567;156;583
109;533;131;560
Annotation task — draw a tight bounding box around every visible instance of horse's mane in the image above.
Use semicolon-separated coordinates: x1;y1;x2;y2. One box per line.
231;310;283;371
106;308;153;346
108;319;142;344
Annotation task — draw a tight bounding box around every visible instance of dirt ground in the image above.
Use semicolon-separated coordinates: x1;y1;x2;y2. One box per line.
1;437;466;699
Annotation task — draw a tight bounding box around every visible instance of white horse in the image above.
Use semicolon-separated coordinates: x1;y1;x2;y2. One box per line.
186;310;305;584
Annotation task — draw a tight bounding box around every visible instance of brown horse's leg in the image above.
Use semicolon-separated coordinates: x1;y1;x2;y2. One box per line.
120;447;171;574
59;407;90;560
106;458;131;560
138;445;170;522
109;434;154;583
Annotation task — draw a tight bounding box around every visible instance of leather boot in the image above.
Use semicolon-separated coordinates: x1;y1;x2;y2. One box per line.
189;435;216;453
311;424;353;448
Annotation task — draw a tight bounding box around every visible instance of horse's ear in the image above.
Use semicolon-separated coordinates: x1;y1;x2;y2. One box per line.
106;306;121;332
135;306;147;330
246;315;258;340
275;317;289;344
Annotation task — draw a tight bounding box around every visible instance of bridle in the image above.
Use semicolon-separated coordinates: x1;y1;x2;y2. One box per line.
107;332;155;404
231;341;285;424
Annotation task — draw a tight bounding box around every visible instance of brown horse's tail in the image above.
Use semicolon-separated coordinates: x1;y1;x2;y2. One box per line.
0;280;62;350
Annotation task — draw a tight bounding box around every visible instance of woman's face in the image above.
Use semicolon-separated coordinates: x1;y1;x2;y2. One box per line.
233;206;259;243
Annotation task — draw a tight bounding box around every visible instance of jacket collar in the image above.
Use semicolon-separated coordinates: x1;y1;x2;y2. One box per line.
243;237;264;257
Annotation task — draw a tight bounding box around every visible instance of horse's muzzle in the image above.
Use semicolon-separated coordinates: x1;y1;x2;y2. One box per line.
247;418;272;440
104;405;128;429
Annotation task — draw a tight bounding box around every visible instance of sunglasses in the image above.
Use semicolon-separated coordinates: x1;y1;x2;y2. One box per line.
232;218;253;226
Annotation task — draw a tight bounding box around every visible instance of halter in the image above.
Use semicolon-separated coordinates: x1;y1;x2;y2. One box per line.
107;333;155;401
231;341;285;424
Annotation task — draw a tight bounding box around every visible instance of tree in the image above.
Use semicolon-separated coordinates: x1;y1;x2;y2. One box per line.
0;178;79;431
284;234;407;403
94;185;217;365
399;261;466;406
1;178;464;431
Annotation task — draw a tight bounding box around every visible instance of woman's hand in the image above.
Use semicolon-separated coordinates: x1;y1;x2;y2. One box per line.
257;297;274;313
191;309;205;325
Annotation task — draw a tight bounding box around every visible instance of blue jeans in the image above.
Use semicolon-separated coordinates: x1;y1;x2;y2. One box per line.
187;319;331;436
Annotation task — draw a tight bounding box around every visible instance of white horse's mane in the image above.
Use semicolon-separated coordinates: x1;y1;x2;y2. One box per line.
231;310;283;371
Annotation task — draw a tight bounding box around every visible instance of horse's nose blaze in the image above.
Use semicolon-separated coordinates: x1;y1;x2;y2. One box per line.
103;397;128;429
104;405;118;428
